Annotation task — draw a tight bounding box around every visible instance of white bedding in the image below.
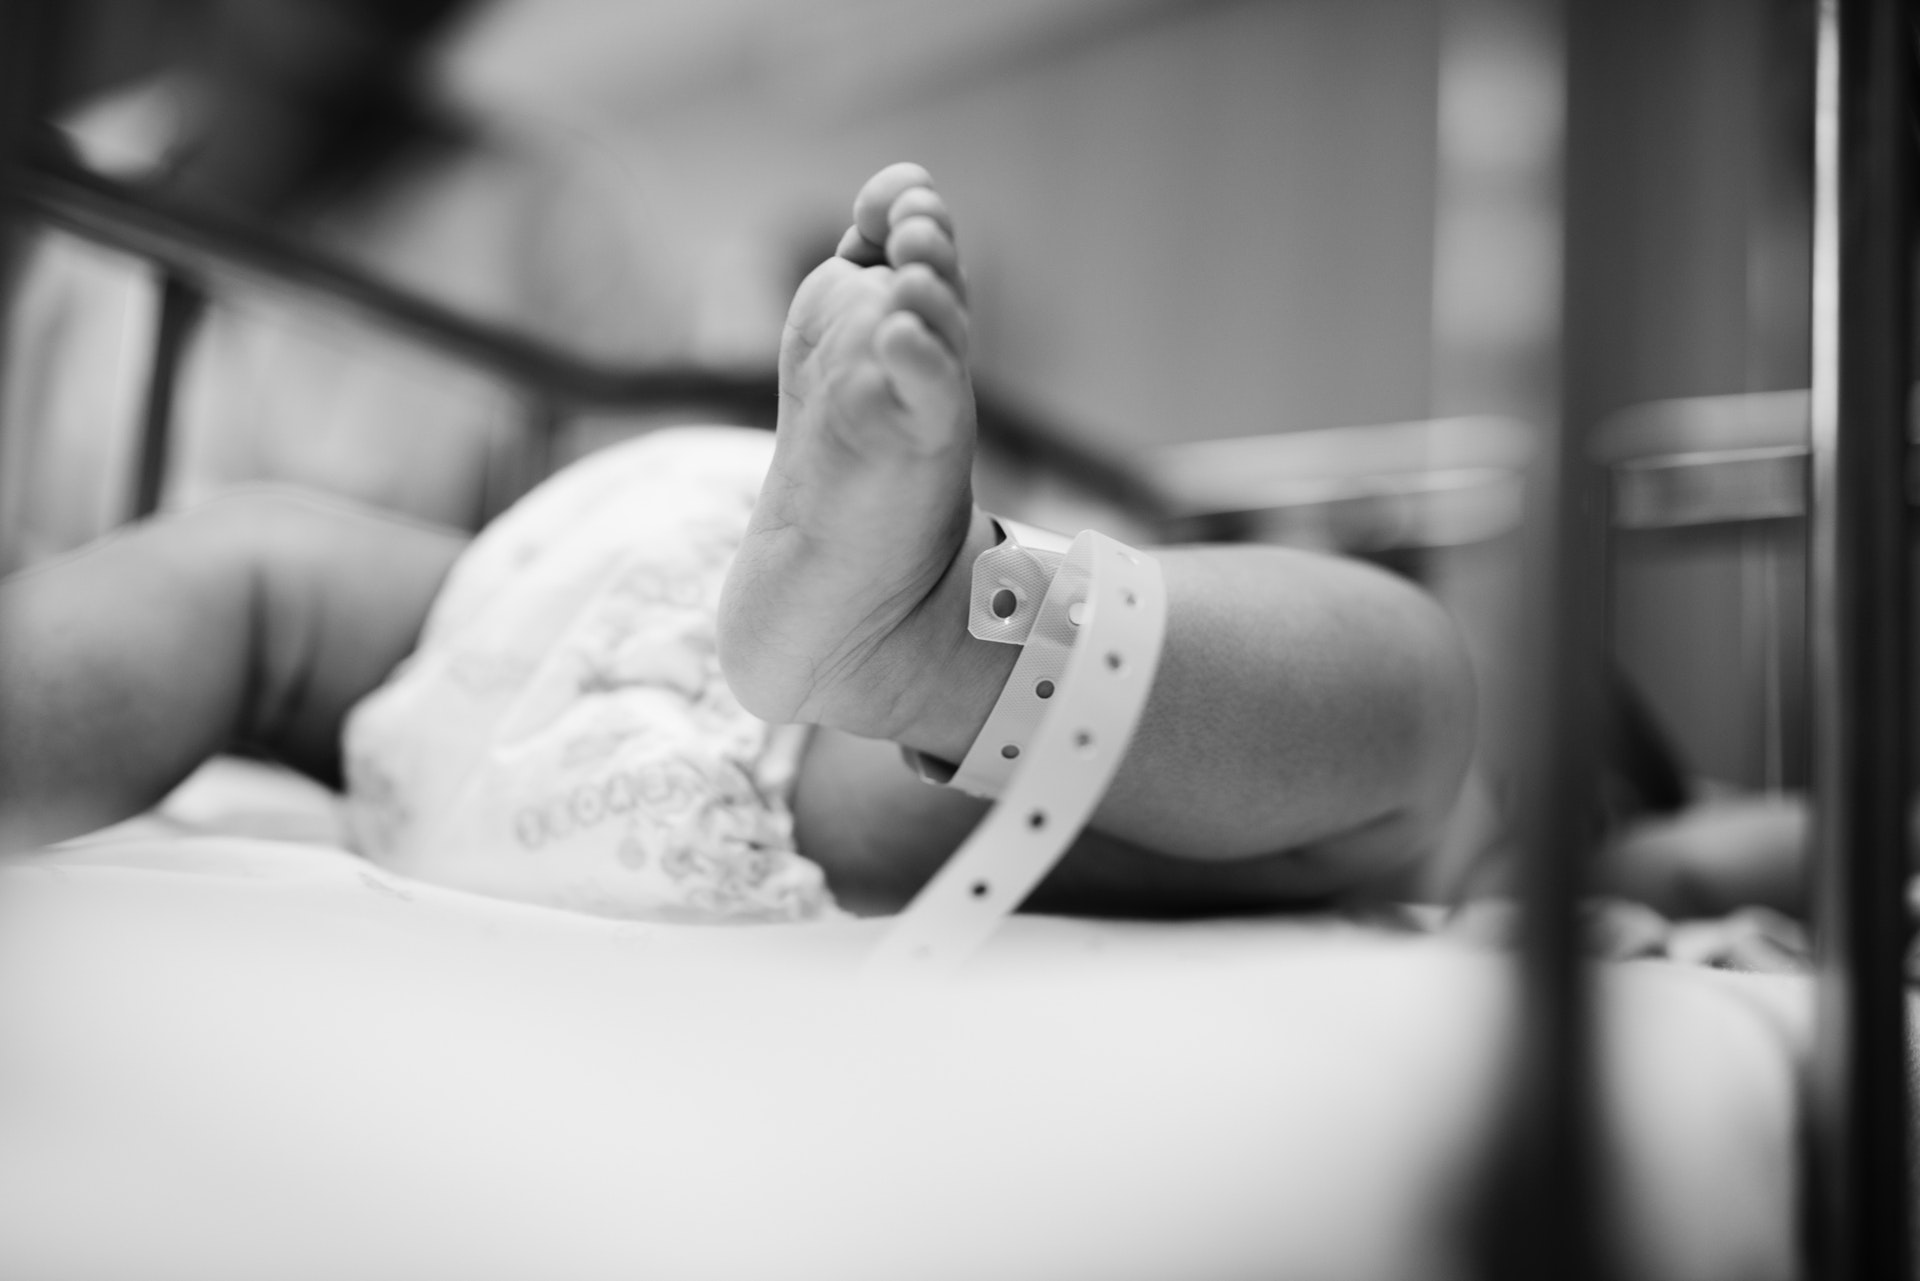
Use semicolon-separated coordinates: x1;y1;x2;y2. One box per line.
0;761;1804;1280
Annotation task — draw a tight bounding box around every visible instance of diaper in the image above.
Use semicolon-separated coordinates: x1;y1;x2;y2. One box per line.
341;426;840;923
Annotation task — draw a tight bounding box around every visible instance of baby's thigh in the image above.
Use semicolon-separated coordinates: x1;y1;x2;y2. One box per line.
197;486;468;779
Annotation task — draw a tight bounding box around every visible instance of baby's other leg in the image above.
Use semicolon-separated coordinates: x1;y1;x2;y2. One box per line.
0;490;463;851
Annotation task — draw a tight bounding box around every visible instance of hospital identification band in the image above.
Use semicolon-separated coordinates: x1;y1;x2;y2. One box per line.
899;517;1076;798
865;523;1167;980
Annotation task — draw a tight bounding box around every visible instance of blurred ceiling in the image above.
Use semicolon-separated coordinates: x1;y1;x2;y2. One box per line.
440;0;1186;125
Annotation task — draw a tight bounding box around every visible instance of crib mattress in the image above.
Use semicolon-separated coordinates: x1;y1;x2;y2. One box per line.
0;767;1803;1280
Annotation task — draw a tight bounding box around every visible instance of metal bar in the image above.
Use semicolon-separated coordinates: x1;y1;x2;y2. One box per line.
1442;0;1606;1274
0;0;66;565
1805;0;1914;1274
130;271;206;520
19;150;780;416
1488;0;1605;1269
16;151;1172;522
1610;446;1808;529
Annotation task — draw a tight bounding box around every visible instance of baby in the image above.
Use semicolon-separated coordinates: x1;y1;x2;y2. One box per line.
0;164;1476;918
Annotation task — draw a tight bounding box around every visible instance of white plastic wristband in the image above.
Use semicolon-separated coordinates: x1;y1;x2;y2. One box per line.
864;528;1167;980
899;517;1082;797
951;518;1076;796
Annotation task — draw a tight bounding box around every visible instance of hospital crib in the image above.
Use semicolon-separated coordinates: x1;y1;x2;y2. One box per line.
0;0;1913;1277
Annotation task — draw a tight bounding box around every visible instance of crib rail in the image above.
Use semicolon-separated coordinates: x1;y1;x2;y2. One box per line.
1593;3;1920;1272
12;148;1174;525
1500;24;1603;1278
0;0;63;452
19;148;781;418
1139;415;1531;551
1804;0;1914;1273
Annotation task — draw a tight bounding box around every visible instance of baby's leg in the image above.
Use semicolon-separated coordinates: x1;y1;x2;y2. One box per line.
722;165;1477;892
0;490;463;851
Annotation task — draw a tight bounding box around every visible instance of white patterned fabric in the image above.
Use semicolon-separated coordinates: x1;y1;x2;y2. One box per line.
342;426;838;922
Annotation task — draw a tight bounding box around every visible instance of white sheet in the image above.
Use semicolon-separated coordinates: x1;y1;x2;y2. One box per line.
0;813;1801;1280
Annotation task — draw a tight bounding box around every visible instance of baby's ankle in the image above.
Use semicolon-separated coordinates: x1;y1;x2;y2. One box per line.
835;506;1016;760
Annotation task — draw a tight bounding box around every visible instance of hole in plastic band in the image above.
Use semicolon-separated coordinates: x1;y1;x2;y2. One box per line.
1027;810;1047;830
990;587;1018;619
1000;743;1020;760
971;880;990;898
1073;730;1094;753
1035;679;1055;699
1105;652;1125;672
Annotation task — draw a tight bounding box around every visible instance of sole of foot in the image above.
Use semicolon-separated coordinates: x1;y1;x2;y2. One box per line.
719;164;1002;750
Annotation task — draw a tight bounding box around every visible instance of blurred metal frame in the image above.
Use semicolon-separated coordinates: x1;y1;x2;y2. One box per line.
1579;2;1916;1273
1805;0;1914;1274
0;0;66;514
11;147;1173;525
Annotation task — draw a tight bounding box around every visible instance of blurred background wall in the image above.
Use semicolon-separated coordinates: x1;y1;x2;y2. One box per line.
448;0;1445;453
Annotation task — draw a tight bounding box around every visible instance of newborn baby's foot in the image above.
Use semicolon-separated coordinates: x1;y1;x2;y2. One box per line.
719;164;1002;750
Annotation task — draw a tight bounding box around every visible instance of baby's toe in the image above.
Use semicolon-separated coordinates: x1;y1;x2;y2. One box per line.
887;186;954;240
890;263;969;360
886;216;963;294
835;223;884;267
852;162;935;249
